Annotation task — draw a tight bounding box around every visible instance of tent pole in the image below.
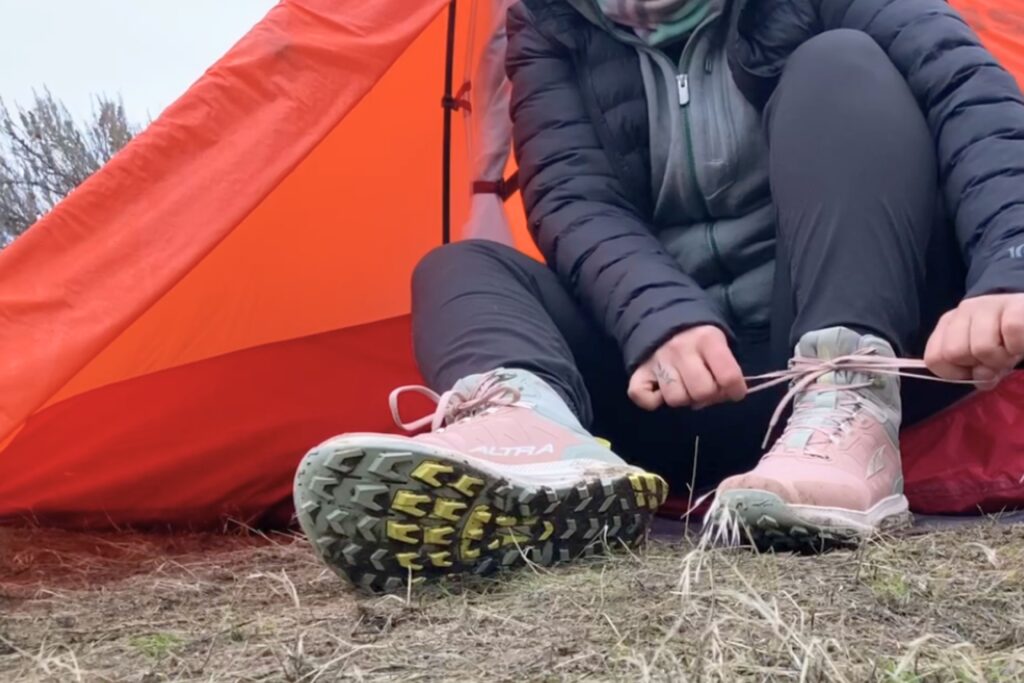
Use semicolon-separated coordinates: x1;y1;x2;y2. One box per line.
441;0;458;245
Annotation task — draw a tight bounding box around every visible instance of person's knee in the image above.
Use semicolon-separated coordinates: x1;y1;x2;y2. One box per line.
412;239;515;289
784;29;893;89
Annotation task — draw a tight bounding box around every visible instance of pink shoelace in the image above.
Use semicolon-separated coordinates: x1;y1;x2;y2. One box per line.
389;351;986;442
389;374;522;433
744;350;983;451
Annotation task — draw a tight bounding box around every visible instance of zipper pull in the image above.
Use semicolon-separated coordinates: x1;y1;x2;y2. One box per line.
676;74;690;106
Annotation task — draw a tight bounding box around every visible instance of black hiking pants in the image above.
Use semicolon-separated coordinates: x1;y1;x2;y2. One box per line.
411;31;970;493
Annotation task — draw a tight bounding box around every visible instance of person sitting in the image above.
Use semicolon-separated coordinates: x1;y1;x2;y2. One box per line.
293;0;1024;592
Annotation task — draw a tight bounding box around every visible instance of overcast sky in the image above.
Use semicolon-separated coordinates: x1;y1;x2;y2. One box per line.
0;1;278;124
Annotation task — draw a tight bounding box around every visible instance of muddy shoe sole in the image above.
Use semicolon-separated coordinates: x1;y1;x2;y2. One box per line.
294;440;669;592
707;490;912;553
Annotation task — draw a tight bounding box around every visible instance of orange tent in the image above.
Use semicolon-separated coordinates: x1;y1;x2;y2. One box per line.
1;0;1022;528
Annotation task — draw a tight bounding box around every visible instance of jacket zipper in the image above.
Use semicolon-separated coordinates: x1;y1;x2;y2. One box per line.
677;20;715;221
676;74;690;106
587;6;719;223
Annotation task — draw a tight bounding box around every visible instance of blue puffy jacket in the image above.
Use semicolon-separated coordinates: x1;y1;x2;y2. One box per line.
507;0;1024;370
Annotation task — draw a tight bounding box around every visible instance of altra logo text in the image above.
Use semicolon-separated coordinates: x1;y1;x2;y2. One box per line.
471;444;555;457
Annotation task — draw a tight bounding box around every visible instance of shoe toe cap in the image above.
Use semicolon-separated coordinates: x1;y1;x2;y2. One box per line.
718;473;800;504
718;471;870;511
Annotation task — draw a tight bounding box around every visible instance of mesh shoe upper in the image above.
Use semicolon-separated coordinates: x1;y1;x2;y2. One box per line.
390;369;629;469
717;327;906;512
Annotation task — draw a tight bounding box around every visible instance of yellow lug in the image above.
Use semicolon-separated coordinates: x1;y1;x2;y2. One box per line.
501;532;530;547
460;541;481;560
495;515;518;527
652;476;668;504
396;552;424;571
452;474;485;498
424;526;455;545
391;491;431;518
471;506;493;524
432;498;467;521
539;521;554;541
429;551;454;568
386;521;420;545
411;461;454;488
487;538;501;550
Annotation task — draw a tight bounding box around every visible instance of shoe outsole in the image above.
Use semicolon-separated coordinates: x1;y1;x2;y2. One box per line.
707;490;912;553
294;443;668;593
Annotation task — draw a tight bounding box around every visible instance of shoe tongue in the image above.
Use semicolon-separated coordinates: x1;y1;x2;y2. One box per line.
450;369;539;407
780;392;850;450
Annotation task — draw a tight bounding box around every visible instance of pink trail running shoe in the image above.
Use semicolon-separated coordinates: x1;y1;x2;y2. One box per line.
708;327;913;552
294;369;667;592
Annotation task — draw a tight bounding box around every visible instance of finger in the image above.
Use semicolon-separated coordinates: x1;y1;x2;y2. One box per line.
971;365;1004;391
701;337;747;402
932;361;974;381
926;312;973;380
923;313;947;372
969;303;1015;370
941;307;975;368
628;373;663;411
652;356;691;408
1002;298;1024;356
628;365;664;411
677;352;720;408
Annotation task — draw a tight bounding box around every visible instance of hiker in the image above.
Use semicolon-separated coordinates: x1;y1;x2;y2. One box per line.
294;0;1024;591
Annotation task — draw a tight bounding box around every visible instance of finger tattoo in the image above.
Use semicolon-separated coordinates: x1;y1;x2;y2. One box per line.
654;362;677;386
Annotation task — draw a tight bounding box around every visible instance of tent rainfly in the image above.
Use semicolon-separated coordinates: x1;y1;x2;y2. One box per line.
1;0;1023;528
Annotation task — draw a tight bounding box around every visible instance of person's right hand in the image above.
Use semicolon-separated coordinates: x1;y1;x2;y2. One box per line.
627;325;747;411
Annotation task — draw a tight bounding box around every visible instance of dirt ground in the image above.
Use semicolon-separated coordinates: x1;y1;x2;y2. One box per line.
2;520;1024;682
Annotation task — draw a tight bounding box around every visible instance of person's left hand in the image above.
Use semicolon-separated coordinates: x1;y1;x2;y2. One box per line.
924;293;1024;385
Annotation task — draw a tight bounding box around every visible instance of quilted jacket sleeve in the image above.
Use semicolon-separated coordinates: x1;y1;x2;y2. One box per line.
821;0;1024;297
506;2;730;371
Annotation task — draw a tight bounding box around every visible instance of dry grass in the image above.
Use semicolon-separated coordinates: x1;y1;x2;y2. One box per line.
2;521;1024;682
